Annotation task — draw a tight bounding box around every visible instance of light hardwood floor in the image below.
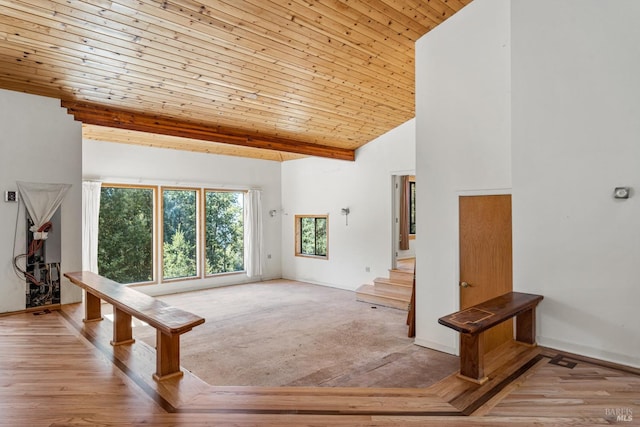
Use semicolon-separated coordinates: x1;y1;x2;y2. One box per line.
0;303;638;426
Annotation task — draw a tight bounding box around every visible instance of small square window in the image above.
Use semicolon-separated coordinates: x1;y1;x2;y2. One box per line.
295;215;328;259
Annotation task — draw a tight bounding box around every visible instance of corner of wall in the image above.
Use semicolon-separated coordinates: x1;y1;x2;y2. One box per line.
0;89;83;312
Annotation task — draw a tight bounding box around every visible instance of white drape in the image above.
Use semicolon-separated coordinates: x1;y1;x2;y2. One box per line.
82;181;102;273
244;189;263;278
16;181;72;239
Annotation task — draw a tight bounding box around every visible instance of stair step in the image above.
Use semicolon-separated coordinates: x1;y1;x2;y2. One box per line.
388;269;414;285
355;284;411;311
373;277;412;292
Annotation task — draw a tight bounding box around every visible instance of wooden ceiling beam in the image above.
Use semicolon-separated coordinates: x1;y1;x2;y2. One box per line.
61;101;355;161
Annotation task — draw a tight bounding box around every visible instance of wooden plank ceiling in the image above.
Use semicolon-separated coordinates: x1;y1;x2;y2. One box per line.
0;0;471;161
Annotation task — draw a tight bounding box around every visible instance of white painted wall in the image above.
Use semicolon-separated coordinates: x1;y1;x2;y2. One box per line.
0;89;83;313
396;240;416;261
83;140;282;296
414;0;512;353
511;0;640;367
281;119;415;290
415;0;640;368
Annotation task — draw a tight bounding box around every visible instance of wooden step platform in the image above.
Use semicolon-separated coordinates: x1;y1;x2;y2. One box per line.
372;276;412;292
356;270;413;310
389;268;414;285
356;284;411;310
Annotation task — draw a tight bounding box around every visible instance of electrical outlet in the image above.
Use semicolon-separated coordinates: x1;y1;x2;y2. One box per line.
5;191;17;202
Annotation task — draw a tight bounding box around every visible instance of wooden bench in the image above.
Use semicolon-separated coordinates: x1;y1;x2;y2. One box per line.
438;291;543;384
64;271;205;381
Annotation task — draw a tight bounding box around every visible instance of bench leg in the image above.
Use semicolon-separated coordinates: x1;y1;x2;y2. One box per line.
110;307;135;346
83;291;103;323
516;307;537;345
153;331;183;381
458;333;488;385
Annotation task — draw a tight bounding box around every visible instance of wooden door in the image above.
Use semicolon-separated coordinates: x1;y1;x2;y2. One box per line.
459;195;513;354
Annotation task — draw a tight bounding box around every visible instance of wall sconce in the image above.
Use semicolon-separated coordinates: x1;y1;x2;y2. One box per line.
341;207;350;225
269;209;277;217
613;187;631;199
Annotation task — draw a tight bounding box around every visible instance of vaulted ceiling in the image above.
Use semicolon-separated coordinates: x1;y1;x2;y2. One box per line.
0;0;471;161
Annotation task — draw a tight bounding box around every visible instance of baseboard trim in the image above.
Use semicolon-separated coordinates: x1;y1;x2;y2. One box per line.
540;346;640;375
280;276;358;292
413;338;457;356
538;337;640;370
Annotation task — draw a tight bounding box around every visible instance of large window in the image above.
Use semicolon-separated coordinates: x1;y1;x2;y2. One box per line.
205;191;244;275
97;184;246;285
98;185;155;284
295;215;328;259
162;188;198;280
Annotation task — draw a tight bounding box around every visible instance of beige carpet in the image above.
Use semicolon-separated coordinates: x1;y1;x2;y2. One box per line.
126;279;459;387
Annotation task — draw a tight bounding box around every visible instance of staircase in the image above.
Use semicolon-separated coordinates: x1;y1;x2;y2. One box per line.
356;266;414;311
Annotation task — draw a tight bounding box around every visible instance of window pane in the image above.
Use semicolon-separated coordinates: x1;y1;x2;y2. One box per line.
296;215;328;259
162;189;197;280
98;186;154;284
315;218;327;256
300;217;316;255
205;191;244;275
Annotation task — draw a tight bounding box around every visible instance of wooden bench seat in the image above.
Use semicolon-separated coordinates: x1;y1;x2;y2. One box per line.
438;291;543;384
64;271;205;381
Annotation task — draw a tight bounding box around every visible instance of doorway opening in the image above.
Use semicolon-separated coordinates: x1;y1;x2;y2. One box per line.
391;174;416;271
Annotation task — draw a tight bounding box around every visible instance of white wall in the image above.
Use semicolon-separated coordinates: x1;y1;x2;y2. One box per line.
281;119;415;290
83;140;282;295
414;0;512;353
0;89;83;313
415;0;640;368
397;240;416;261
511;0;640;367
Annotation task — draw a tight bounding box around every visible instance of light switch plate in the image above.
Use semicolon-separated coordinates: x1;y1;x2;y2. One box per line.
4;191;17;202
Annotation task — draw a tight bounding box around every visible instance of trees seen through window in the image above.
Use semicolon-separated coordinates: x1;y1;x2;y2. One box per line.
98;184;245;285
98;186;154;284
295;215;328;259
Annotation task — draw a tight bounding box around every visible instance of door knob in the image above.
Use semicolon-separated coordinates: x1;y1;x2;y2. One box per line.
459;281;471;288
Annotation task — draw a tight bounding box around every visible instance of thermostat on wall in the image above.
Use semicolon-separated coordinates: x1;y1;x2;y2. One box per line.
614;187;630;199
4;191;17;202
